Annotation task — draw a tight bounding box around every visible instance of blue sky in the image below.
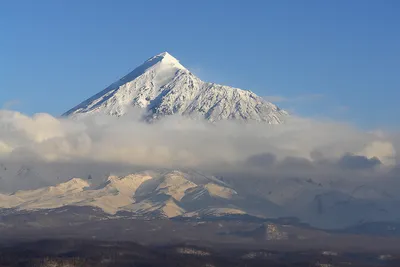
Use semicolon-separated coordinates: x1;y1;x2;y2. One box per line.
0;0;399;129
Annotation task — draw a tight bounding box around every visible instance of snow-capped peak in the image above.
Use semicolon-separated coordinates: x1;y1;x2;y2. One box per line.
59;178;90;188
145;51;186;70
63;52;288;123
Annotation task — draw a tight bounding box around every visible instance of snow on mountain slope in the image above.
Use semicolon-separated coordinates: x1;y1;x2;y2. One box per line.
0;178;89;210
102;173;153;195
0;175;151;214
63;52;288;123
154;171;197;201
0;171;243;217
79;173;154;213
0;170;398;228
126;197;186;218
203;183;237;199
183;184;236;202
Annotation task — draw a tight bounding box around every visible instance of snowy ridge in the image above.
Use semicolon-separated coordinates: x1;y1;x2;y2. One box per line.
64;52;288;123
0;171;247;218
1;169;399;228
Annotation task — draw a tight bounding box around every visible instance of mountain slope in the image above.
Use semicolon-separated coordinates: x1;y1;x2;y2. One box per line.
1;170;400;228
0;171;252;218
63;52;288;123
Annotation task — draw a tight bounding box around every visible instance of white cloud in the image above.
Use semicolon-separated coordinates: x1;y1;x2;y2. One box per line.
0;141;12;155
0;110;395;168
0;108;398;195
358;141;396;165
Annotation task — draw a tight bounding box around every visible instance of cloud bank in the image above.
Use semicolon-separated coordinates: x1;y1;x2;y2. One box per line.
0;109;397;192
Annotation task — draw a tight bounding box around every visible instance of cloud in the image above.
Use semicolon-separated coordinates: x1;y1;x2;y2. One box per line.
0;110;395;166
246;153;276;167
337;154;381;170
0;141;12;155
0;109;398;193
357;141;396;165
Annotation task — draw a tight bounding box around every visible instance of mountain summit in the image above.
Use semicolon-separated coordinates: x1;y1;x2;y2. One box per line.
63;52;288;123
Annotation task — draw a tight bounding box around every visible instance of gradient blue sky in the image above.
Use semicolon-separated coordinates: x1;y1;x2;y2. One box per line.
0;0;399;129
